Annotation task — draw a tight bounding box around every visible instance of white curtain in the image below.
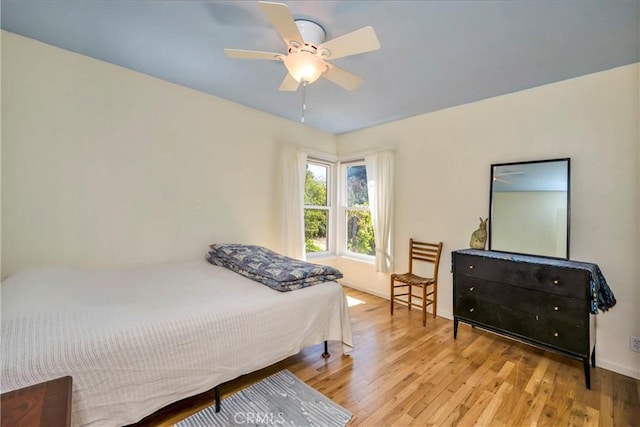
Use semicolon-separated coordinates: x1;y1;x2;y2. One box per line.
282;146;308;260
365;150;395;273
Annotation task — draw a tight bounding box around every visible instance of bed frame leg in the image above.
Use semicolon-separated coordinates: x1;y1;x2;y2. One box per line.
214;385;221;412
322;340;330;358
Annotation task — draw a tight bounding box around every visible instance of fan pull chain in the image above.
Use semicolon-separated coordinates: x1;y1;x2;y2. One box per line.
301;82;307;124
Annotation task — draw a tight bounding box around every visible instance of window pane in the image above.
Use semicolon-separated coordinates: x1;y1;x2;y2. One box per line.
346;209;375;256
305;209;328;253
305;164;327;206
347;165;368;207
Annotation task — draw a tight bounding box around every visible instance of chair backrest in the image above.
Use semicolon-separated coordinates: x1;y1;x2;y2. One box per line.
408;239;444;279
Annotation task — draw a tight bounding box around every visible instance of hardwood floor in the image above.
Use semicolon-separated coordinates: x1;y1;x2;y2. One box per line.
165;286;640;426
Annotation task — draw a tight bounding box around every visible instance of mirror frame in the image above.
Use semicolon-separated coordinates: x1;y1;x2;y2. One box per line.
488;158;571;259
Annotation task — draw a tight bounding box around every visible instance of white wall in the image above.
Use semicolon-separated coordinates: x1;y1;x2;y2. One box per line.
336;64;640;379
0;31;336;276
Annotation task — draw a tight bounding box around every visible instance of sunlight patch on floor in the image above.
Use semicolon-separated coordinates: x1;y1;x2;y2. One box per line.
346;295;365;307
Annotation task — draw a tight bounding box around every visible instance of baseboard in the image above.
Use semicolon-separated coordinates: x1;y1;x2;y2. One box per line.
339;281;389;300
595;359;640;380
340;280;455;319
437;309;453;320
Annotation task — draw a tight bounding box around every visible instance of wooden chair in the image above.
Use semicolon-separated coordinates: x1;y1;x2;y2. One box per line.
390;239;443;326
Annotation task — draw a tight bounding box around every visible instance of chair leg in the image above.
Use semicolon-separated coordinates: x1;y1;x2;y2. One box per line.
432;283;437;319
408;285;412;311
422;285;427;326
390;278;394;316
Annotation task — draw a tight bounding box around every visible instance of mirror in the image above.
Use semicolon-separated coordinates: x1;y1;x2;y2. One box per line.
489;158;570;259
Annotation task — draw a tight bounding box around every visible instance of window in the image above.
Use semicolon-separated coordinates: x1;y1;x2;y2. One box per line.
302;159;376;259
344;162;375;257
304;161;331;255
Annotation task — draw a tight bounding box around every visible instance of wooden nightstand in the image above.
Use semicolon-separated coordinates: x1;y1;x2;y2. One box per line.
1;376;72;427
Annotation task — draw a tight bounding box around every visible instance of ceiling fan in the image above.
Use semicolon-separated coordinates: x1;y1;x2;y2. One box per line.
224;1;381;91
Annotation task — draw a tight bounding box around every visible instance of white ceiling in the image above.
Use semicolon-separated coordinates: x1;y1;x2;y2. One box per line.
2;0;638;135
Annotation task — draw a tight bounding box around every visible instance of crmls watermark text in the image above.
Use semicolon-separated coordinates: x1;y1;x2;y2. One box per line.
233;411;286;424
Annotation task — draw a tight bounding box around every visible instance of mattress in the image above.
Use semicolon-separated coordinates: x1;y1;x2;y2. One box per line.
1;261;354;426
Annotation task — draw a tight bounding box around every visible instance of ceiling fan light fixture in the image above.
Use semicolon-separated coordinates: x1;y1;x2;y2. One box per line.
283;52;326;84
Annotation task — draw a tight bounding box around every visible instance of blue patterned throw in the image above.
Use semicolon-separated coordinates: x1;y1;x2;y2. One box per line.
207;244;343;291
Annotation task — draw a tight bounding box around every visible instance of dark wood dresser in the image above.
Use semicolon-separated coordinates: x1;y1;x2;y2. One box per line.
452;249;596;388
1;376;72;427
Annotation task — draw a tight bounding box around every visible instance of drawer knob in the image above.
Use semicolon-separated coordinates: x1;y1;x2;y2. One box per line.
469;308;475;313
554;306;559;311
554;332;559;337
553;279;559;285
469;265;474;269
469;286;475;291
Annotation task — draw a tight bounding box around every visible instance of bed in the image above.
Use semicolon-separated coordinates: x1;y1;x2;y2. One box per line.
1;258;353;426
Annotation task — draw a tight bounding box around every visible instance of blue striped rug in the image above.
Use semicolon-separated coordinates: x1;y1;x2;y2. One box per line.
176;370;352;427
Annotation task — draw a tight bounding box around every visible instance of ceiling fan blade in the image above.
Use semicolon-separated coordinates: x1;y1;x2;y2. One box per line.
279;73;299;91
257;1;304;46
224;49;283;60
318;26;380;60
323;63;363;91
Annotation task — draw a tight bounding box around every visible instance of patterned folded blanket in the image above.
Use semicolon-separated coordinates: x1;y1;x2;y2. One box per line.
207;244;343;292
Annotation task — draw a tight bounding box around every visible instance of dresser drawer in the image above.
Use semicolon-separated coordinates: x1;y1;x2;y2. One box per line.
534;317;589;355
454;276;588;326
455;297;588;355
538;297;589;327
454;297;537;340
453;253;588;299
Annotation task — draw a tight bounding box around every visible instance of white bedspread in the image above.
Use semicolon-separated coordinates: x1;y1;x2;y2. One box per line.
1;261;353;426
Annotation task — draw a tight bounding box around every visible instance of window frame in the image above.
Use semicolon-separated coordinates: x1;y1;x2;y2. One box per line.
303;158;335;258
339;160;375;262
